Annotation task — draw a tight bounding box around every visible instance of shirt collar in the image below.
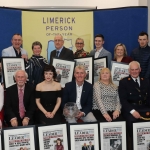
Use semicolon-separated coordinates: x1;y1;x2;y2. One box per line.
76;81;84;87
95;47;103;52
56;46;63;53
17;85;25;90
131;76;140;82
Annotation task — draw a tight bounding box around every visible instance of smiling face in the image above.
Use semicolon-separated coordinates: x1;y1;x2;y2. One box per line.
115;45;124;57
54;35;64;49
129;62;141;78
32;45;42;56
44;71;54;82
75;39;84;51
15;70;27;87
11;34;22;50
95;37;104;49
74;67;86;84
100;69;111;82
138;35;148;48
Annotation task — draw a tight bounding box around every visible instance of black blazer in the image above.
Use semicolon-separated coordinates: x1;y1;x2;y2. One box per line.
62;80;93;116
4;84;35;122
119;76;150;113
49;47;74;65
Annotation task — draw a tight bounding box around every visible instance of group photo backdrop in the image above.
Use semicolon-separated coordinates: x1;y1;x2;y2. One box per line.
0;6;148;62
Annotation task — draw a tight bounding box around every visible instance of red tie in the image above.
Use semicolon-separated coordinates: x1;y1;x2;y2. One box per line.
19;89;25;118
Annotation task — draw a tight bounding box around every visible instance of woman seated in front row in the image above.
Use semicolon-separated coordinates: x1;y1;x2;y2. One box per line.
113;43;133;63
92;68;123;122
35;65;62;125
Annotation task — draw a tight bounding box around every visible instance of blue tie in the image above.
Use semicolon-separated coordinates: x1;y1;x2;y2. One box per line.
56;51;59;58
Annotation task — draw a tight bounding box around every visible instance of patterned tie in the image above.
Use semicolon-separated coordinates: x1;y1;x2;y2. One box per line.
19;89;25;118
135;79;139;88
56;51;59;58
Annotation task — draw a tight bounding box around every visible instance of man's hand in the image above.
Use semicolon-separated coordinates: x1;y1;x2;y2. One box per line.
103;113;112;122
10;118;18;127
22;117;29;126
132;111;141;119
76;111;84;119
21;54;28;61
113;110;120;120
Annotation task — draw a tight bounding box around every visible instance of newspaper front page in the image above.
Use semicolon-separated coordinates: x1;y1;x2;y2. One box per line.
103;127;122;150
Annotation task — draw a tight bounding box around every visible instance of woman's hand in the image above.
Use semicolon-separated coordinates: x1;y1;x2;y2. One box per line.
103;113;112;122
49;112;55;118
113;110;120;120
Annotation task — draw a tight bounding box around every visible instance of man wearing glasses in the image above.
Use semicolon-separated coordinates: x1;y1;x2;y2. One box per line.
49;34;74;65
74;38;89;58
89;34;112;69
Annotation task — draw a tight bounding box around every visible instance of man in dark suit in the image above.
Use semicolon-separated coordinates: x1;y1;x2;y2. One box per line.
119;61;150;137
62;65;96;123
49;34;74;65
87;141;94;150
82;143;88;150
4;70;35;127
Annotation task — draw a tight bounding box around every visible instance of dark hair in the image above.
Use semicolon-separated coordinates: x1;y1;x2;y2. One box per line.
43;65;57;79
139;31;148;38
32;41;42;49
56;138;62;145
95;34;104;40
12;33;22;39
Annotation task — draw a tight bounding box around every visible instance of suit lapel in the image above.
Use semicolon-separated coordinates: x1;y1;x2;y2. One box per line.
23;84;28;106
11;46;17;56
14;84;19;105
59;47;65;59
73;81;77;102
80;81;86;102
99;48;104;57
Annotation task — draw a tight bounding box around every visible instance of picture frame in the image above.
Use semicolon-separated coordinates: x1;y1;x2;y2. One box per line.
1;57;25;88
52;58;75;88
38;124;68;150
133;122;150;150
74;56;93;84
111;61;129;86
69;123;99;150
2;125;37;150
100;121;126;150
94;56;108;83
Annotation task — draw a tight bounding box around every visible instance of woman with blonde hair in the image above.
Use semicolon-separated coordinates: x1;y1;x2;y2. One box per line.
92;68;123;122
113;43;133;63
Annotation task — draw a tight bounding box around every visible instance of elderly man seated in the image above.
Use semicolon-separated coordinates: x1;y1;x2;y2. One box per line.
4;70;35;127
119;61;150;137
62;65;96;123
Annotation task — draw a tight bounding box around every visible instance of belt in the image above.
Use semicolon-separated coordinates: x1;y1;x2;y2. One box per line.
128;100;146;105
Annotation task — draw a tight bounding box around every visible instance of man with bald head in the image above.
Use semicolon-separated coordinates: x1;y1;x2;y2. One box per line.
119;61;150;137
4;70;35;127
49;34;74;65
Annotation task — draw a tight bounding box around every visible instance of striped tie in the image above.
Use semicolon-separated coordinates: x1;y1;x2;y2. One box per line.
19;89;25;118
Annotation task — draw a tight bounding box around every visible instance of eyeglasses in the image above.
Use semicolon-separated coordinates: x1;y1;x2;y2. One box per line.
54;40;63;42
76;43;83;45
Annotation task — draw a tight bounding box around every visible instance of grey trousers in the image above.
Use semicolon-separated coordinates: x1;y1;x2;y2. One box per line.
65;112;97;123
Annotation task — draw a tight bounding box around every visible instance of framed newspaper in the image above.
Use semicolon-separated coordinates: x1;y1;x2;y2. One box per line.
52;58;75;88
69;123;99;150
2;125;36;150
133;122;150;150
94;56;108;83
38;124;68;150
100;121;126;150
74;56;93;84
1;57;25;88
111;61;129;86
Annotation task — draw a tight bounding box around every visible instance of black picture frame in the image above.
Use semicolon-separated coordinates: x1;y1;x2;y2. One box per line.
1;57;25;88
74;56;94;84
2;125;37;150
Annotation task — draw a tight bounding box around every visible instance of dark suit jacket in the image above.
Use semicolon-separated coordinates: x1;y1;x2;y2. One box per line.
119;76;150;114
88;145;94;150
82;146;88;150
4;84;35;124
62;80;93;116
49;47;74;65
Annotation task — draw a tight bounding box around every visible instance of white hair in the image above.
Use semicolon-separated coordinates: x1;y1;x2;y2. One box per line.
129;61;140;69
14;70;28;79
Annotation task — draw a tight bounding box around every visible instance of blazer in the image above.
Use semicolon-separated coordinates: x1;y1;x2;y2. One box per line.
119;76;150;113
2;46;28;57
113;56;133;64
49;47;74;65
4;84;35;123
62;80;93;116
89;48;112;69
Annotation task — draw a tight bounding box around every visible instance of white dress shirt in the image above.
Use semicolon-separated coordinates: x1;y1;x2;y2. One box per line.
94;47;103;58
76;83;83;110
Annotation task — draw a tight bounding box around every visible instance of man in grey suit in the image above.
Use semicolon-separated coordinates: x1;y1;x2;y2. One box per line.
89;34;112;69
2;33;28;59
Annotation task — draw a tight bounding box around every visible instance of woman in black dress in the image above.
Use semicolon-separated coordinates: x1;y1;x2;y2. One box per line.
35;65;62;125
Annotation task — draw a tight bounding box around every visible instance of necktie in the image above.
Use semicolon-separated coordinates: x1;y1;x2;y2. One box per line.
135;79;139;88
19;89;25;118
56;51;59;58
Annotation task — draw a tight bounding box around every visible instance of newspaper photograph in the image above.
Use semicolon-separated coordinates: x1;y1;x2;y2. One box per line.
52;58;75;88
42;129;64;150
136;127;150;150
8;132;31;150
100;122;126;150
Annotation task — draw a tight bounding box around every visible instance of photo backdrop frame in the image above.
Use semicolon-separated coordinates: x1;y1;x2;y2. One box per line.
111;61;129;86
74;56;93;84
38;124;68;150
133;122;150;150
94;56;108;83
100;121;126;150
52;58;75;88
69;123;99;150
1;57;25;88
2;125;36;150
